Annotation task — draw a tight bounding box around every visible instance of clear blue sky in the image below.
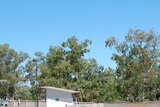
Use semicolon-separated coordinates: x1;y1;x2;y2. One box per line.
0;0;160;68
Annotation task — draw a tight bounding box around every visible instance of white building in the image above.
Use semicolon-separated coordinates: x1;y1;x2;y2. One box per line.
42;86;79;107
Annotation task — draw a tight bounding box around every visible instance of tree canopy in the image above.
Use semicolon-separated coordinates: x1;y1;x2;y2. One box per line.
0;44;28;98
0;29;160;102
105;29;160;101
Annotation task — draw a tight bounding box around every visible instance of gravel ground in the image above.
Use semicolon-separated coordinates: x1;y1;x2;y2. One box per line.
104;101;160;107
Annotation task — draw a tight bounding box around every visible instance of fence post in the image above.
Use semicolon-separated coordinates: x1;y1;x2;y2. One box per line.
13;100;15;107
25;100;27;107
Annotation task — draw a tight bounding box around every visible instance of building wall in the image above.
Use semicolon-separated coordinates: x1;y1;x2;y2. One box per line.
46;89;74;107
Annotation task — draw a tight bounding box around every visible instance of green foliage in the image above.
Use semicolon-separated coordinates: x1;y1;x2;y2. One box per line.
100;68;123;102
38;36;121;102
105;29;160;102
0;44;28;98
40;36;92;88
14;87;32;100
2;29;160;103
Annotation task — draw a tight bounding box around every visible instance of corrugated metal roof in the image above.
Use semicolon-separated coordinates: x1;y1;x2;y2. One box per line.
41;86;79;94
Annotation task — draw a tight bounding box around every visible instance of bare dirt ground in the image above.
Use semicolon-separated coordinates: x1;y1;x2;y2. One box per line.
104;101;160;107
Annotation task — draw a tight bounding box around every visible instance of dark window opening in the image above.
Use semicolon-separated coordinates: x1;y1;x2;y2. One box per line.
55;98;59;101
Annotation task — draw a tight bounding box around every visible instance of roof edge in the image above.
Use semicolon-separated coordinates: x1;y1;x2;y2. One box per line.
41;86;79;94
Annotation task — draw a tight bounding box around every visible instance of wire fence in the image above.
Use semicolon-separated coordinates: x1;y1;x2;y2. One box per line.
7;100;160;107
8;100;46;107
67;101;160;107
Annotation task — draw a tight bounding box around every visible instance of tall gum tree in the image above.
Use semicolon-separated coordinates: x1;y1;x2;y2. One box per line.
105;29;160;101
40;36;91;89
0;44;28;98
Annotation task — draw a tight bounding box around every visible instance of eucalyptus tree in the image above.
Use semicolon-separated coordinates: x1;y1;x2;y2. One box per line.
74;58;104;102
105;29;160;101
100;67;122;102
76;59;121;102
39;36;121;102
0;44;28;98
24;52;46;99
40;36;91;89
14;86;32;100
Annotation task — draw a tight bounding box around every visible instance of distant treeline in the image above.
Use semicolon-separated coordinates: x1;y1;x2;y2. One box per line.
0;29;160;102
